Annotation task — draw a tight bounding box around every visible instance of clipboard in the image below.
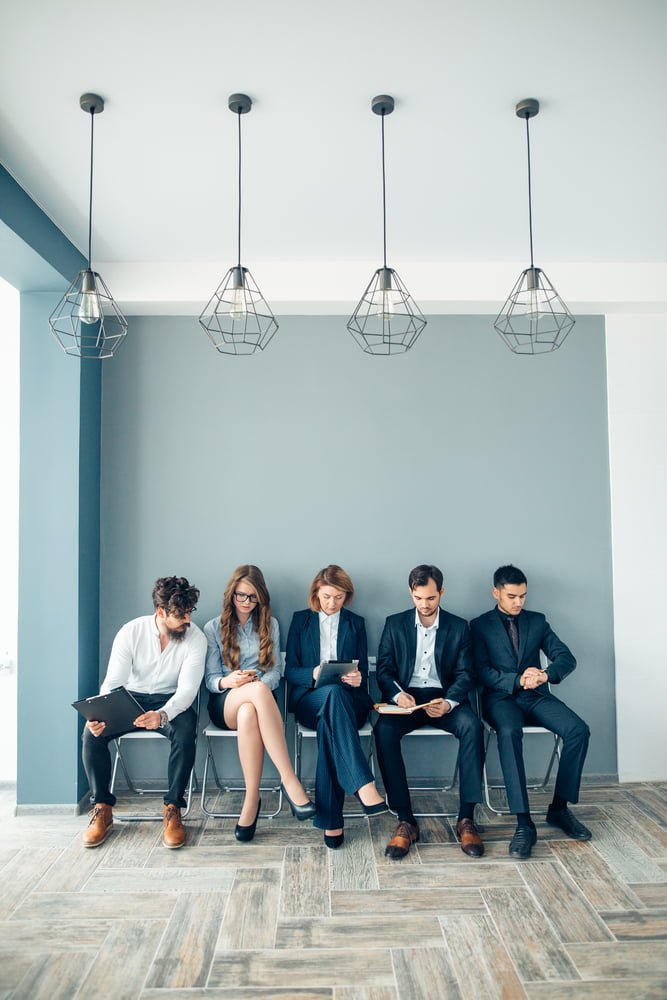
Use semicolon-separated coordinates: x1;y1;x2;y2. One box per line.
72;686;144;738
314;659;358;689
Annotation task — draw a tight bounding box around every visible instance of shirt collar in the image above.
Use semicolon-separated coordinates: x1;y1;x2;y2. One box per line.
496;607;520;624
319;610;340;625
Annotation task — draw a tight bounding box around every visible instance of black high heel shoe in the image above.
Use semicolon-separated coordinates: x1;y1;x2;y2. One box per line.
281;784;316;821
235;798;261;842
354;791;388;816
324;831;344;849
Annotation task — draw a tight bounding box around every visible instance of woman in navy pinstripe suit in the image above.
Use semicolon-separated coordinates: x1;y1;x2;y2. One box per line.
285;566;387;849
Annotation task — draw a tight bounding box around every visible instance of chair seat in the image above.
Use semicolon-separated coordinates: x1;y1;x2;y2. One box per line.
200;672;287;820
200;724;284;818
294;718;375;818
399;726;460;817
110;719;198;822
482;720;562;815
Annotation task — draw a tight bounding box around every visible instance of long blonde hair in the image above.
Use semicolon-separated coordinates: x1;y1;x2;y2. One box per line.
220;565;275;672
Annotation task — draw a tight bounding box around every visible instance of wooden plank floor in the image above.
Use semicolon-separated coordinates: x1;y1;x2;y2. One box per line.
1;782;666;999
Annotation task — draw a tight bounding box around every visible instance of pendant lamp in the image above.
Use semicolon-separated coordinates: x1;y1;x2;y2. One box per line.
347;95;426;355
494;99;575;355
49;94;128;359
199;94;278;355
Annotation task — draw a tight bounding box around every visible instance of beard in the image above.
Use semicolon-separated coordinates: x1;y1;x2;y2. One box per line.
166;624;189;642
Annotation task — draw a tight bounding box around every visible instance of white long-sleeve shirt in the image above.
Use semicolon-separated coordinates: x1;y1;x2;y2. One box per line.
100;615;206;721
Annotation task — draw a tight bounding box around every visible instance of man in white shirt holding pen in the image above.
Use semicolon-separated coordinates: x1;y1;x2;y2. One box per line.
374;564;485;859
81;576;206;849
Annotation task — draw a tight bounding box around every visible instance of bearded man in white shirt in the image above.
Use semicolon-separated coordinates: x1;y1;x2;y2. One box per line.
81;576;206;849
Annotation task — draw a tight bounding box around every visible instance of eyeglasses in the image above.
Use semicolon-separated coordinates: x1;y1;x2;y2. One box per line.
164;606;196;621
234;592;258;605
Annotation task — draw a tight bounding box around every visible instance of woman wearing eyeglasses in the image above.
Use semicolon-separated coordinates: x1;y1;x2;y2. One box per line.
204;564;315;841
285;565;386;850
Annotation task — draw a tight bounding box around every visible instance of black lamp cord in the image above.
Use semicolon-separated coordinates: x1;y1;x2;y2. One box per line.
525;115;534;270
87;108;95;270
236;109;242;270
381;110;387;270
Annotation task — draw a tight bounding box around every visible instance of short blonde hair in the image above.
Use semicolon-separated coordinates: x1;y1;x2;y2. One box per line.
308;565;355;612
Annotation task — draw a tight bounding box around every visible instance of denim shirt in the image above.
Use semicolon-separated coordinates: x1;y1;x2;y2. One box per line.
204;615;282;693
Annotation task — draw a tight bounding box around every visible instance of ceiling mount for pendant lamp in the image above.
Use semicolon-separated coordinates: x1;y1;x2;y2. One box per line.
49;93;128;359
199;93;278;356
347;95;426;356
493;98;575;355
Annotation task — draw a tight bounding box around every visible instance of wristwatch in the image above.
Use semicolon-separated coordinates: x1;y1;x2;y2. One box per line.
158;710;168;728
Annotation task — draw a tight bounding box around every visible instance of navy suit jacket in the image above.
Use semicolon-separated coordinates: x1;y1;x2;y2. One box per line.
470;608;576;710
285;607;371;712
375;607;474;706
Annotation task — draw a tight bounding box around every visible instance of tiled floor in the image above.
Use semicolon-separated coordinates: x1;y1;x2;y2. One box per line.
1;781;666;999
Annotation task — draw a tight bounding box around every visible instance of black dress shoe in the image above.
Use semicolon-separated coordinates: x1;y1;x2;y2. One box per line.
546;805;592;840
235;798;261;842
324;831;344;849
509;825;537;858
282;785;317;821
354;792;388;816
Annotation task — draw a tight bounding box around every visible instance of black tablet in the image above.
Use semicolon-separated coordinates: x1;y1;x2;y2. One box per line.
314;659;359;689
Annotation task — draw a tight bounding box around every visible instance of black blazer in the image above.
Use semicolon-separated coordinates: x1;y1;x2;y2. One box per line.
285;607;371;712
375;607;474;706
470;608;576;709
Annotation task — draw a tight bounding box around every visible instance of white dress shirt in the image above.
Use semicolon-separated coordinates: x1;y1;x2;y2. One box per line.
319;610;340;663
100;615;206;721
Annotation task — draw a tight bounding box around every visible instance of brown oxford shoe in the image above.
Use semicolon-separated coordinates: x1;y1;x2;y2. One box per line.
456;818;485;857
163;804;186;849
384;820;419;859
82;803;113;848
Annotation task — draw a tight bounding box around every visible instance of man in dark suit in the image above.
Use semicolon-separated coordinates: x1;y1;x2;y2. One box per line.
375;565;484;859
471;564;591;858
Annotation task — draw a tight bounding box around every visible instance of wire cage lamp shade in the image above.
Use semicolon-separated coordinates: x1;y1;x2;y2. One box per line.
347;95;426;356
49;94;128;359
494;99;574;355
199;94;278;355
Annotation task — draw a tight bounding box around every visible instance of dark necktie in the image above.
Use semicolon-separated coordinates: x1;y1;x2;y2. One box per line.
507;617;519;656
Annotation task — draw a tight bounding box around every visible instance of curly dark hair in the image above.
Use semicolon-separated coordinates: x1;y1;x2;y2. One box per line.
152;576;200;614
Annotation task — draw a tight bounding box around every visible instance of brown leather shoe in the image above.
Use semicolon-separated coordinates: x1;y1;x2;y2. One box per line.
82;803;113;848
384;820;419;859
163;804;186;849
456;818;484;857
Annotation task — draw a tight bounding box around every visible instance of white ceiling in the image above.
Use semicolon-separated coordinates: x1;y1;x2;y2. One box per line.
1;0;666;314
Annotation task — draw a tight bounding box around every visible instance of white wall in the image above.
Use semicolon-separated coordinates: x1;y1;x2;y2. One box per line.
606;314;667;781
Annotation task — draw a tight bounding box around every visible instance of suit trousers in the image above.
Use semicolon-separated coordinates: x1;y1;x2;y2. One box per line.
293;684;373;830
82;692;197;809
374;688;484;824
484;689;590;814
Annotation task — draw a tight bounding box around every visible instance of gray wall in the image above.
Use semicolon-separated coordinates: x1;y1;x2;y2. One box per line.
100;312;615;782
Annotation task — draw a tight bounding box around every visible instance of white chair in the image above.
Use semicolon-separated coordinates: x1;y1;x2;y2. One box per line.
200;677;285;819
401;726;460;818
293;708;376;819
481;655;562;816
109;689;200;821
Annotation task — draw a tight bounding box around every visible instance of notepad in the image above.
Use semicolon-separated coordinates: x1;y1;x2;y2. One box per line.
373;698;442;715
